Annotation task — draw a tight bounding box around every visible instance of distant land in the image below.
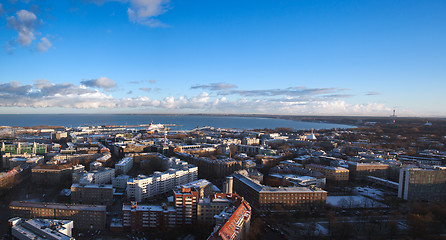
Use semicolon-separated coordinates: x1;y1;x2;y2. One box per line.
132;113;446;127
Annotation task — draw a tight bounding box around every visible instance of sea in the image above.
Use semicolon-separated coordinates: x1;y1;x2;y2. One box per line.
0;114;354;130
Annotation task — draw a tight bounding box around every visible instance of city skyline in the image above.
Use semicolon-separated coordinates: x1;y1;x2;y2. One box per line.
1;0;445;116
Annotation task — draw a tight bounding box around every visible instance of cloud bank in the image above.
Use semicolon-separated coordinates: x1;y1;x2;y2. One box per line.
0;79;392;115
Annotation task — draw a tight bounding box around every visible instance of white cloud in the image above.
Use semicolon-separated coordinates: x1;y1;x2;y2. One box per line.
81;77;117;90
191;82;237;91
92;0;170;27
140;87;151;92
37;37;52;52
0;80;399;115
7;10;39;46
127;0;169;26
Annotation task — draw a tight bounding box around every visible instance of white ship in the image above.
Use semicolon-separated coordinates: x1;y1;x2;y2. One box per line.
147;123;165;131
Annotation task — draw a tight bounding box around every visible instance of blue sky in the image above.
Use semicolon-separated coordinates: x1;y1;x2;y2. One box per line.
0;0;445;116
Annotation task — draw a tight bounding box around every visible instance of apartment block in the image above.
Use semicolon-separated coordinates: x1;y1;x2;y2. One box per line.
398;167;446;201
177;153;242;179
347;162;389;181
174;187;199;225
197;193;241;225
79;167;115;185
116;157;133;174
0;165;31;192
9;201;106;230
232;172;327;211
207;198;251;240
113;174;130;189
32;164;73;186
122;202;176;231
127;164;198;202
71;183;114;205
1;142;47;155
306;164;349;181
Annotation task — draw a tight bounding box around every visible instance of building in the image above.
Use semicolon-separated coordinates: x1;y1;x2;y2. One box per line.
71;183;114;205
173;187;199;225
0;165;31;192
269;173;326;188
115;157;133;174
127;164;198;202
122;202;176;231
177;153;242;179
1;152;41;170
306;164;349;182
241;137;260;146
232;172;326;211
398;167;446;201
1;142;47;155
32;164;73;186
197;193;242;225
9;201;106;230
113;174;130;189
78;167;115;185
347;162;389;181
207;198;251;240
178;179;214;198
51;132;68;140
9;217;74;240
7;156;43;169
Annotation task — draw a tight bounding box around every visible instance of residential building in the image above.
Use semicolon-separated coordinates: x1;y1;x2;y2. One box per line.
178;179;214;198
0;165;31;192
78;167;115;185
113;174;130;189
9;201;106;230
173;187;199;225
197;193;241;225
232;172;327;211
1;142;47;155
398;167;446;201
127;164;198;202
347;162;389;181
116;157;133;174
306;164;349;181
32;164;73;186
207;198;251;240
177;153;242;179
122;202;176;231
71;183;114;205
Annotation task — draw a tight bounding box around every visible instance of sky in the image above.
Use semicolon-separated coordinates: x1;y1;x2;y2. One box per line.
0;0;445;116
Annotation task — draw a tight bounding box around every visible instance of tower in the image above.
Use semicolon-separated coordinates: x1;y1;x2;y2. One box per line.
391;109;396;124
223;176;233;194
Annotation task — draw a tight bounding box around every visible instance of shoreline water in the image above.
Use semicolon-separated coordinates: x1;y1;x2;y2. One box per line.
0;114;355;130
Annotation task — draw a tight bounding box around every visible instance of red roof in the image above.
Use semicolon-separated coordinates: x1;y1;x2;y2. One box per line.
208;200;251;240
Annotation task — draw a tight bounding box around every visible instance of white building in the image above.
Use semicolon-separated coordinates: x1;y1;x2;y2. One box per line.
127;164;198;202
116;157;133;174
79;167;115;185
